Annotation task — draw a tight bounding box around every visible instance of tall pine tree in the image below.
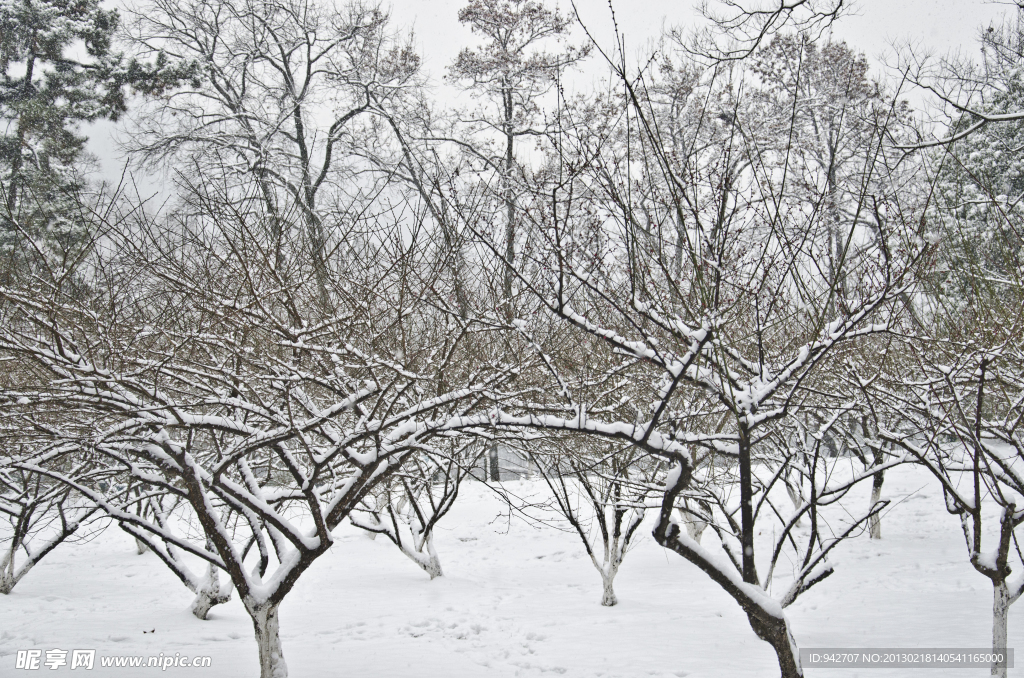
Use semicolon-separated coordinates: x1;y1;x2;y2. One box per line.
0;0;126;274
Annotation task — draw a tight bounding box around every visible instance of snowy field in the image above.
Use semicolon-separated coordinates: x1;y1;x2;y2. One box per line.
1;464;1018;678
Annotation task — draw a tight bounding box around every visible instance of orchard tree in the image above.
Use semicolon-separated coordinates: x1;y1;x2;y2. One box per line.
876;338;1024;678
350;442;484;579
1;170;521;678
0;445;103;594
464;27;932;675
524;436;662;607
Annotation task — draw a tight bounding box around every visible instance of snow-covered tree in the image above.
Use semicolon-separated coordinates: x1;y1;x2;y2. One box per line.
519;436;660;606
458;27;932;675
350;441;484;579
0;164;521;677
0;446;103;594
876;339;1024;678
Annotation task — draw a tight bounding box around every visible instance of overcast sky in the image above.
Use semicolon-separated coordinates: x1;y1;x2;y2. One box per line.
90;0;1015;185
389;0;1010;80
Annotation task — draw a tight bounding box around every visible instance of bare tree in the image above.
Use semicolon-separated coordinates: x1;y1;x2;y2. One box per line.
350;441;484;579
876;339;1024;678
518;436;661;606
126;0;421;295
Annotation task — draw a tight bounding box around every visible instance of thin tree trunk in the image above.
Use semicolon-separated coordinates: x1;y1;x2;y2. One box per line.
786;482;804;527
489;444;500;482
738;425;757;584
868;446;885;539
868;484;883;540
501;85;516;321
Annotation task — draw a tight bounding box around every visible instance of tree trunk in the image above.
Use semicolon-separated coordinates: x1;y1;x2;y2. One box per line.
191;589;220;621
406;537;443;580
489;444;500;482
420;552;443;580
190;566;231;620
748;611;804;678
680;506;708;544
0;552;34;594
136;538;150;555
600;563;619;607
738;425;757;584
868;483;883;540
786;481;804;527
992;580;1010;678
248;601;288;678
868;448;885;539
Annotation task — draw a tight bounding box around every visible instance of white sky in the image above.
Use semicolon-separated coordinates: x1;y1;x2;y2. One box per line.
389;0;1010;79
89;0;1014;185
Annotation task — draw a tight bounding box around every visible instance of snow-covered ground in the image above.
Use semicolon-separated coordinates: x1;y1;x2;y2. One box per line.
1;464;1018;677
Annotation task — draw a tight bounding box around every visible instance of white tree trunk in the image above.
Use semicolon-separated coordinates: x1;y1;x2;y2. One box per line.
404;532;443;579
992;581;1010;678
600;562;619;606
136;538;150;555
868;483;883;540
191;589;220;621
684;514;707;544
0;550;36;594
249;601;288;678
190;565;231;620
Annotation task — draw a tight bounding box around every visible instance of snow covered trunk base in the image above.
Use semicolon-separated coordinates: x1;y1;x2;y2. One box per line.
600;566;618;607
0;554;35;594
992;581;1010;678
191;590;223;621
136;538;150;555
411;546;443;580
247;601;288;678
0;569;20;594
397;530;443;579
190;566;231;620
